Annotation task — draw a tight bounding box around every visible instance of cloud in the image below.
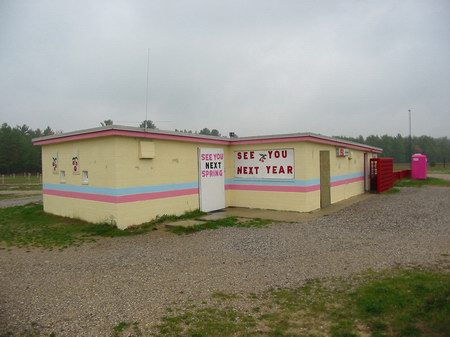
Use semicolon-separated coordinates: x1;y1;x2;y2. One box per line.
0;0;449;137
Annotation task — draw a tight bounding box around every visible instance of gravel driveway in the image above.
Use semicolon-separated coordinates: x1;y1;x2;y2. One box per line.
0;187;449;336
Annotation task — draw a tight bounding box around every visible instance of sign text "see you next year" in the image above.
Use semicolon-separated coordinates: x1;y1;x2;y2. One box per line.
234;149;294;179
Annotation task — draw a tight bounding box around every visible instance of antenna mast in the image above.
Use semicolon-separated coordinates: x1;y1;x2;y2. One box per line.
145;48;150;131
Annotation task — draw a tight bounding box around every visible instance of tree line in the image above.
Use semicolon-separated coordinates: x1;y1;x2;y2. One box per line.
103;119;222;136
335;134;450;164
0;120;226;174
1;120;448;173
0;123;54;174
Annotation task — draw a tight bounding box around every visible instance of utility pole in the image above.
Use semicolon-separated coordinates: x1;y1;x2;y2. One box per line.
145;48;150;131
408;109;412;166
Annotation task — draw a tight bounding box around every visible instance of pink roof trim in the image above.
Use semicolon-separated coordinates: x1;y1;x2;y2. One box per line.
33;129;229;146
230;136;380;152
33;127;382;153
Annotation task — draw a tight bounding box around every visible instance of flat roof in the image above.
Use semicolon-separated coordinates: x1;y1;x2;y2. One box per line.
32;125;383;153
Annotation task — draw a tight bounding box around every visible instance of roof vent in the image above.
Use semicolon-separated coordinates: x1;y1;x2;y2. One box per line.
229;132;237;138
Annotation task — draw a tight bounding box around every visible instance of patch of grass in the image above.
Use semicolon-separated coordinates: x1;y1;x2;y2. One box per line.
395;177;450;187
353;270;450;336
112;321;131;336
242;218;273;227
166;217;271;235
0;175;41;184
124;209;206;235
0;184;42;191
384;187;400;194
0;204;205;248
0;194;23;200
395;163;450;174
271;279;329;312
155;209;206;223
428;163;450;174
0;203;128;248
112;321;142;337
330;322;358;337
211;292;240;301
156;307;257;337
0;175;42;191
151;269;450;337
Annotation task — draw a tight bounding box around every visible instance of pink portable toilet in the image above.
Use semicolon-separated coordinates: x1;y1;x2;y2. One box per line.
411;153;427;180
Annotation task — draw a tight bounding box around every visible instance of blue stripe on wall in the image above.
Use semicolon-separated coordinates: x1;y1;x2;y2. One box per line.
226;172;363;186
330;172;364;182
44;172;364;196
43;182;198;196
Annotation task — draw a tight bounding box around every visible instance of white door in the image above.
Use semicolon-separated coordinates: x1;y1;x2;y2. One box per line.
198;148;225;212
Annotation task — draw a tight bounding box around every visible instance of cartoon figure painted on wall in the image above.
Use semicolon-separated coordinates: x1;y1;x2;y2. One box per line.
52;153;58;174
72;150;80;174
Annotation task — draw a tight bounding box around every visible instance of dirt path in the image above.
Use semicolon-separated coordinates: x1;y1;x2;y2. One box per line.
429;173;450;181
0;187;449;336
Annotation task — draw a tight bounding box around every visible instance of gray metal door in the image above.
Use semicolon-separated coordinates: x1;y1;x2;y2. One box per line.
320;151;331;208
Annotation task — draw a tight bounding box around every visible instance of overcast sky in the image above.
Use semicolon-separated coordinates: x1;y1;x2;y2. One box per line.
0;0;449;137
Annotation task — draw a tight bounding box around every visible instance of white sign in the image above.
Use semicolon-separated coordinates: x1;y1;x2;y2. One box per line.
234;149;294;179
198;148;225;212
336;147;350;157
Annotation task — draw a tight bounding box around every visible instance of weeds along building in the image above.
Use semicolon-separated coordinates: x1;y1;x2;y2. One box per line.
33;126;382;229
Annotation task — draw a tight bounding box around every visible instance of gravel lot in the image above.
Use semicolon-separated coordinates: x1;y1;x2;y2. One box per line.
0;187;449;336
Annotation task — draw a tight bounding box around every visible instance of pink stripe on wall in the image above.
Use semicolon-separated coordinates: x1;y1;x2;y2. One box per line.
43;188;199;203
43;177;363;203
115;188;198;202
330;176;364;187
225;184;320;192
44;189;117;202
226;177;363;192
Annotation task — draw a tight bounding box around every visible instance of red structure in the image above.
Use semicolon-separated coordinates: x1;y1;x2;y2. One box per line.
393;169;410;182
370;158;394;193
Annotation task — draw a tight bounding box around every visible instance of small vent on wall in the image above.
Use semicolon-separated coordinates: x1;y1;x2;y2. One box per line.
139;141;155;159
82;171;89;184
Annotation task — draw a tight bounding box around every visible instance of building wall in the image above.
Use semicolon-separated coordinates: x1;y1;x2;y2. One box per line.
112;137;228;228
41;136;376;228
304;143;372;207
226;142;315;212
43;195;118;225
42;136;229;228
226;142;373;212
42;137;120;224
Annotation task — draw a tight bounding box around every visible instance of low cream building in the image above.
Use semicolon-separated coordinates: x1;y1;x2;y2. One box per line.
33;126;381;229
